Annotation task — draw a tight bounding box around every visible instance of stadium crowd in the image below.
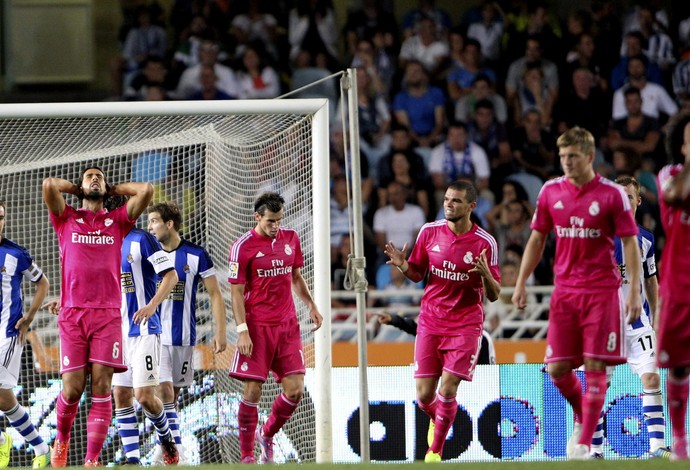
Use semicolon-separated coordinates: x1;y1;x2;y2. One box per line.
110;0;690;337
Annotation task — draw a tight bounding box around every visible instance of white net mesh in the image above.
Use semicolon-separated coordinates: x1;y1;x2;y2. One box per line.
0;103;324;465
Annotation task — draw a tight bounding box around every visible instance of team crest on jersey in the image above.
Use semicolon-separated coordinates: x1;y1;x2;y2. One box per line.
463;252;474;264
284;244;292;255
63;356;70;366
589;201;600;216
183;264;190;273
241;362;249;372
228;262;239;279
127;254;134;263
104;218;113;227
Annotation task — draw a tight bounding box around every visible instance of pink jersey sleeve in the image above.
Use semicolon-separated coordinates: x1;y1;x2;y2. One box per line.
406;224;429;272
530;184;553;234
228;236;251;285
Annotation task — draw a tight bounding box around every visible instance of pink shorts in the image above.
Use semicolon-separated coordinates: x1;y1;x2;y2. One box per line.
229;316;305;383
414;326;482;381
546;288;626;367
58;307;126;374
657;294;690;369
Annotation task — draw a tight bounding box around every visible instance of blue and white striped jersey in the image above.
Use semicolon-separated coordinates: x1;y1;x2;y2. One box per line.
121;228;175;337
158;239;216;346
614;225;656;330
0;238;43;337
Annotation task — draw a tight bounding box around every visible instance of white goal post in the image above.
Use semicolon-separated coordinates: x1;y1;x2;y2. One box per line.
0;99;332;465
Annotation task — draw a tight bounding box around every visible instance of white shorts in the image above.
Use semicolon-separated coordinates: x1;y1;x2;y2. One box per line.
0;336;22;389
159;345;194;387
625;325;659;376
112;335;161;389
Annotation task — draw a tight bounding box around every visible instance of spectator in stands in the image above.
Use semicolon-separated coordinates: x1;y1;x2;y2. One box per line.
513;62;554;130
554;67;609;142
186;65;235;100
485;180;533;235
331;233;356;309
607;87;662;165
349;67;391;180
610;31;663;91
625;5;675;76
392;61;446;152
329;128;374;213
123;55;176;101
466;0;504;68
485;260;520;335
342;0;398;61
234;44;281;99
612;55;678;122
429;121;490;205
501;1;562;64
446;39;496;103
398;17;449;78
400;0;452;41
143;83;170;101
350;38;389;96
510;109;556;181
376;264;421;308
455;74;508;124
504;36;559;117
112;5;168;96
564;32;608;93
175;40;238;99
229;0;279;61
491;200;532;264
172;15;218;72
673;51;690;110
373;181;426;256
376;123;429;185
444;27;466;76
467;99;513;196
377;151;432;220
288;0;339;71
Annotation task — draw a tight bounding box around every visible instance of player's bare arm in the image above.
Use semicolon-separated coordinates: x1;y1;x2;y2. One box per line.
622;235;642;324
132;268;178;325
112;182;154;220
292;267;323;331
470;249;500;302
41;299;60;316
384;241;425;283
644;275;659;325
42;177;79;216
15;275;49;343
230;283;253;357
512;230;547;309
203;275;227;354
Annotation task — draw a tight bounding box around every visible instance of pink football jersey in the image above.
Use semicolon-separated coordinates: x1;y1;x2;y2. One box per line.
50;204;135;308
228;227;304;324
407;221;500;336
531;175;638;289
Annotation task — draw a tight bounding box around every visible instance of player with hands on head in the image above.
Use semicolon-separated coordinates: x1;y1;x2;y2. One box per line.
0;201;51;469
228;192;323;464
383;179;500;463
511;127;642;460
655;111;690;460
42;166;153;467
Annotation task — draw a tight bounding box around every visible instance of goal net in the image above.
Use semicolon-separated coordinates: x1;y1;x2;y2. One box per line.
0;100;331;465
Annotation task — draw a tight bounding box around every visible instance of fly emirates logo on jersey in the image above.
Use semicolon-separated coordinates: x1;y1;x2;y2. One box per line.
430;259;470;282
71;229;116;245
555;215;601;239
256;259;293;277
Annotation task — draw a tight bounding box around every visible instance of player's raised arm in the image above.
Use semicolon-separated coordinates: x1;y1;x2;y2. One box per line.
203;275;227;354
111;182;154;220
42;177;79;216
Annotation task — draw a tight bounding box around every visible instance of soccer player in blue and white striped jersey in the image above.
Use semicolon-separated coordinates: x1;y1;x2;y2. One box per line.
147;202;227;462
589;176;670;459
112;225;179;466
0;201;51;468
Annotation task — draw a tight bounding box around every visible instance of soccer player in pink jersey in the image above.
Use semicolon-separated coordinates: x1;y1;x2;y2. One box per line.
228;192;323;464
42;166;154;467
656;111;690;460
383;179;501;463
512;127;642;460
